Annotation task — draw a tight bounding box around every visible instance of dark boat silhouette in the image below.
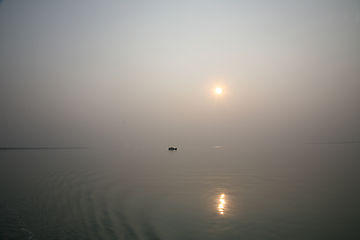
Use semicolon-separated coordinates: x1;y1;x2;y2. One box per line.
168;147;177;150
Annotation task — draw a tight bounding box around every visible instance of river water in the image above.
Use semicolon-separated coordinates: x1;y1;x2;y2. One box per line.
1;144;359;239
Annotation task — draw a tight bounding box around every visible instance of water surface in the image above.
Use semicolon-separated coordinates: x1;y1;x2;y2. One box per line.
1;144;359;239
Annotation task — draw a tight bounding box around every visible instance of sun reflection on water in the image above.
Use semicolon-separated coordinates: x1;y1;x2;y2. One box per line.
218;194;225;215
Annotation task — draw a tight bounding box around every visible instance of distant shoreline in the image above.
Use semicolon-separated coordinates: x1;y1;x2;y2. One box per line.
303;142;360;145
0;147;89;151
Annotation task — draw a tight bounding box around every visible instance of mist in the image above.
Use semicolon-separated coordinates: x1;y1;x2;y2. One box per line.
1;0;359;147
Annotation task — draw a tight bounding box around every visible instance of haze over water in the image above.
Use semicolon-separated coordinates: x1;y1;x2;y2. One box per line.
1;0;360;239
1;0;359;148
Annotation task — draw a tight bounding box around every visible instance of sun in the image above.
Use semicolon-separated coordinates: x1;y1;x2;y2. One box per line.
215;88;222;94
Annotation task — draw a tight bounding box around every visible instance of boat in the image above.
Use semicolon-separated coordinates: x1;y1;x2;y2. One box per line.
168;147;177;150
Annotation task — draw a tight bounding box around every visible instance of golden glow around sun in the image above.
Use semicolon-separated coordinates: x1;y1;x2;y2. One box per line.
215;88;222;94
210;81;227;98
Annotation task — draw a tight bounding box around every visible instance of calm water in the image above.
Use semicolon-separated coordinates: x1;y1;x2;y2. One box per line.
1;144;360;240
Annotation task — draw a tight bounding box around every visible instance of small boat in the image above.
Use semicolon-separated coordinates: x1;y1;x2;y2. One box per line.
168;147;177;150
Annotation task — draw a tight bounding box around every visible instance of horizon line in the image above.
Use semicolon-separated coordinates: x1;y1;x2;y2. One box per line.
0;147;89;151
303;141;360;145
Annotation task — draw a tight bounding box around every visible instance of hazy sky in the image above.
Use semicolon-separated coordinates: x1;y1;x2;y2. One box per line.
1;0;359;147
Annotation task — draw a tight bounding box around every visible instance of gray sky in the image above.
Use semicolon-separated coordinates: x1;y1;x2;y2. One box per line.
0;0;359;147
